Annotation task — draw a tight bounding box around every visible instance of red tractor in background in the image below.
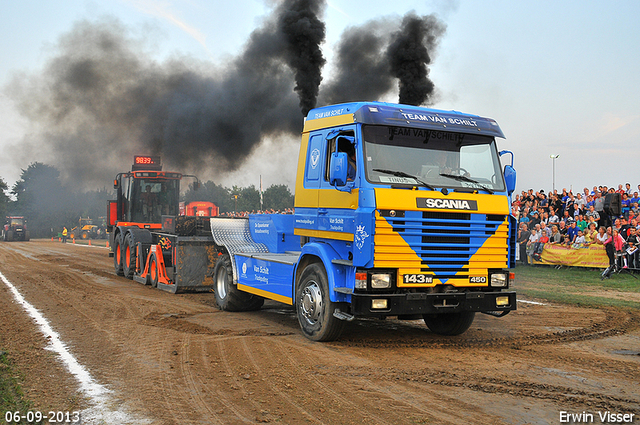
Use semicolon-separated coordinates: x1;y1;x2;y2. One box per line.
2;216;30;241
181;201;219;217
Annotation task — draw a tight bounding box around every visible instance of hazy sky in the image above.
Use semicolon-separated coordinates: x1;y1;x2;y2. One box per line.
1;0;639;195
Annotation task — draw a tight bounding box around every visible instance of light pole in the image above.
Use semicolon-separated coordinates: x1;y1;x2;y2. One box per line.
233;194;239;216
550;154;559;193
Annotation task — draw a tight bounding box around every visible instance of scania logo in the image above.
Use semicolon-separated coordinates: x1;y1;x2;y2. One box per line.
310;148;320;169
417;198;478;211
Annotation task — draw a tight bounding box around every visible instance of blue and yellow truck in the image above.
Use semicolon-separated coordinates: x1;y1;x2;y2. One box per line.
210;101;517;341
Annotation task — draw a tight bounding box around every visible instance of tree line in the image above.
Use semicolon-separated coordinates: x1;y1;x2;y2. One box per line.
0;162;294;238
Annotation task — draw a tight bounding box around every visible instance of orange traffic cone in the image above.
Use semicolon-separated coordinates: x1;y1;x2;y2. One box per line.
89;240;92;246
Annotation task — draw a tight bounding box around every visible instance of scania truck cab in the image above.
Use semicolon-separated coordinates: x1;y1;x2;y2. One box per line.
210;101;517;341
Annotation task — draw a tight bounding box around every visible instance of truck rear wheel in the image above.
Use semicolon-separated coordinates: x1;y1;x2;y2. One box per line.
148;252;159;287
214;254;264;312
423;311;475;336
123;233;137;279
296;263;345;342
113;233;124;276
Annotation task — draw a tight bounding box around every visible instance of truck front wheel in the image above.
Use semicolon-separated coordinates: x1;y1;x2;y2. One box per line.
214;254;264;312
423;311;475;336
296;263;345;342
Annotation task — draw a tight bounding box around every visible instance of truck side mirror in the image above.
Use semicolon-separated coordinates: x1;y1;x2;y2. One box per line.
329;152;349;187
499;150;516;195
503;165;516;195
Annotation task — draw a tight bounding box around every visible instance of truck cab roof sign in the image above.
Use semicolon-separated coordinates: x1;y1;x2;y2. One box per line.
306;102;505;139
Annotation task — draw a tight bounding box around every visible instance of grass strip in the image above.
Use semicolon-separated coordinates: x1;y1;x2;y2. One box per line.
514;265;640;309
0;350;36;424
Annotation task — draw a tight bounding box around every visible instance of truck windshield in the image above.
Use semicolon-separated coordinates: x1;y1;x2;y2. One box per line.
362;125;506;192
129;178;180;223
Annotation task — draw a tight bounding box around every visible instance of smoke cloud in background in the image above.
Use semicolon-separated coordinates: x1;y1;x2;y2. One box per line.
4;1;445;192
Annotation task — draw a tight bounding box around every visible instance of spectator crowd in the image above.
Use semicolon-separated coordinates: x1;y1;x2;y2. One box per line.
218;208;295;218
514;183;640;270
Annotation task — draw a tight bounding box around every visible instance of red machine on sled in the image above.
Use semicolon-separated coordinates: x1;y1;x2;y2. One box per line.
107;156;217;292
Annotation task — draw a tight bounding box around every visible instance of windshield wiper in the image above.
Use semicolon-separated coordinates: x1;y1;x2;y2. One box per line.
374;169;435;190
439;173;494;194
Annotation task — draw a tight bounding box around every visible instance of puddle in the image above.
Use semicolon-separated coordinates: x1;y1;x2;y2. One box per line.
611;349;640;356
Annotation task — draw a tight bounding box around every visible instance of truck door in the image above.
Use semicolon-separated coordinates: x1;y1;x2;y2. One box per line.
294;132;324;235
317;127;359;241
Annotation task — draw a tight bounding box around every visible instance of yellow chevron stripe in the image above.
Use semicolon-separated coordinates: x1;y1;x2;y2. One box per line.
237;284;293;305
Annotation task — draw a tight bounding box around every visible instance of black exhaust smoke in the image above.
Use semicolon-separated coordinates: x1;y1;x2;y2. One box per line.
319;12;445;107
4;5;445;190
5;1;325;188
387;13;446;106
278;0;326;115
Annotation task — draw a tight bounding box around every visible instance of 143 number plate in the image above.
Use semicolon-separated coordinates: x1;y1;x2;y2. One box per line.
402;274;434;284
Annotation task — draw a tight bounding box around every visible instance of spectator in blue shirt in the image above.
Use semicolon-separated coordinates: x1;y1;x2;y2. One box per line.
621;193;631;216
567;221;580;243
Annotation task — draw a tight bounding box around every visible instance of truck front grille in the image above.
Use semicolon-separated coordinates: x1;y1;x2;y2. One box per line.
375;210;508;284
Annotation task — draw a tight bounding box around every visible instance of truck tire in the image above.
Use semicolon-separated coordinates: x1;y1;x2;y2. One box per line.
113;233;125;276
6;231;13;242
214;254;264;312
296;263;345;342
148;252;159;287
123;232;137;279
423;311;475;336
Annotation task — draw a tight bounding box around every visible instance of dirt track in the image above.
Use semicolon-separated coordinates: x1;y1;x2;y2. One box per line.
1;240;639;424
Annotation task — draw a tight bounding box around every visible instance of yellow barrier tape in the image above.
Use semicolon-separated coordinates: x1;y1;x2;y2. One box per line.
533;244;609;268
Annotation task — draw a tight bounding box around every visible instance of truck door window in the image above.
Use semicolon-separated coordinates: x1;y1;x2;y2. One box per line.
324;131;355;182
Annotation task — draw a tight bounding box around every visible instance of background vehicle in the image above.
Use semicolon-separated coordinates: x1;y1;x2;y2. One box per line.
182;201;219;217
107;156;213;292
69;217;100;240
2;216;30;241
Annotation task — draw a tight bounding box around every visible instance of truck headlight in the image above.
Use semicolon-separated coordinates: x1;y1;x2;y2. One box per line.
371;299;388;309
490;273;508;288
496;296;510;306
371;273;392;289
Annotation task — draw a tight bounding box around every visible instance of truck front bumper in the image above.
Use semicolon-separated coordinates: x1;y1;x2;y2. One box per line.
350;290;516;317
